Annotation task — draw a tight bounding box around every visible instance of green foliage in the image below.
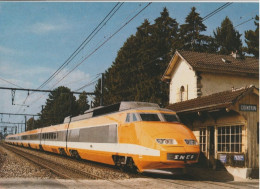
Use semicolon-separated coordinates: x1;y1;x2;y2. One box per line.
26;117;35;131
179;7;212;52
27;87;91;130
244;15;259;57
213;16;242;55
39;86;78;127
77;91;90;114
93;8;179;107
26;86;90;129
27;7;259;130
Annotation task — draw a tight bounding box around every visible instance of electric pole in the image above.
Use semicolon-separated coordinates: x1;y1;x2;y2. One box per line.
100;73;104;106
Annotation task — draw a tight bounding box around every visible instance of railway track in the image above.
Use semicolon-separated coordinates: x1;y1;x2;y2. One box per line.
3;144;99;180
2;143;135;188
2;143;250;189
3;143;137;179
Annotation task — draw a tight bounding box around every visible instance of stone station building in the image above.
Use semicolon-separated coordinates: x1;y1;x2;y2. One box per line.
162;50;259;179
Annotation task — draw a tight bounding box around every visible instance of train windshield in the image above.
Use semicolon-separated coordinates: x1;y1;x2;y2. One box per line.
162;114;180;123
139;113;160;121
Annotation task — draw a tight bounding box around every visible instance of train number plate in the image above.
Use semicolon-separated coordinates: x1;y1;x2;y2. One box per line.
167;153;198;161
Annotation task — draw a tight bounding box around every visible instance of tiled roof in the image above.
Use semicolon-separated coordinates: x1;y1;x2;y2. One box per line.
177;50;259;75
167;86;258;113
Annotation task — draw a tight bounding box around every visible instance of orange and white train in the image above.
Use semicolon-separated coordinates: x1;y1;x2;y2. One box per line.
5;102;200;173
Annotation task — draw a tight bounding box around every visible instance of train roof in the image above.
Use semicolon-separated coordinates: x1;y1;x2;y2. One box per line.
64;101;161;123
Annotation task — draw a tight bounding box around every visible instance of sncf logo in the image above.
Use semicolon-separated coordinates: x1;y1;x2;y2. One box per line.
167;153;198;161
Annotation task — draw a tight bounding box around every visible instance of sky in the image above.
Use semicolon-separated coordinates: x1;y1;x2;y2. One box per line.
0;1;259;133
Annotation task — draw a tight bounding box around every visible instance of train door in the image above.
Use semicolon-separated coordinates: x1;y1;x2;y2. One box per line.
208;126;215;168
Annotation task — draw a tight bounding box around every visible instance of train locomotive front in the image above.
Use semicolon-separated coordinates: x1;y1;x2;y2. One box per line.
117;106;200;173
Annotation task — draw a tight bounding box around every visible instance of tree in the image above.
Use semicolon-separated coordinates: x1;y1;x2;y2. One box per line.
26;117;36;131
39;86;78;127
77;91;90;114
179;7;211;52
136;8;179;106
244;15;259;57
213;16;242;55
93;8;179;107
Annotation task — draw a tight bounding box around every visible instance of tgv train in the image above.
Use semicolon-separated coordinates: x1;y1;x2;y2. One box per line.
5;102;200;173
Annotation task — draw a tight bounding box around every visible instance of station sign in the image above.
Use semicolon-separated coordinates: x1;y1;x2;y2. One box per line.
219;154;227;163
239;104;257;112
234;155;244;161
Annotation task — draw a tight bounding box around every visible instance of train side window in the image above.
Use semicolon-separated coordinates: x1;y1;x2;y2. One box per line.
125;113;130;122
139;113;160;121
133;114;137;122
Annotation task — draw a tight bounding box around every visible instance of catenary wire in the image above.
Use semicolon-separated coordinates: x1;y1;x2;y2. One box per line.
49;3;152;90
202;3;232;21
0;76;23;88
16;3;124;112
25;3;152;111
36;3;122;91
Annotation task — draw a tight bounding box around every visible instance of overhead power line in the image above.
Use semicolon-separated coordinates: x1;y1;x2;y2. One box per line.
235;17;255;28
0;76;23;88
202;3;232;22
0;122;25;124
0;86;94;95
17;3;124;113
75;74;101;92
0;113;39;116
36;3;123;91
50;2;152;90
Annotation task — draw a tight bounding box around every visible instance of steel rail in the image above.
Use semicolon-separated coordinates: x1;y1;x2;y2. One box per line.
2;144;98;179
2;144;134;188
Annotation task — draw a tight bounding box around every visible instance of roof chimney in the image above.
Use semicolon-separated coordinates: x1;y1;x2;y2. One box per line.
231;50;240;59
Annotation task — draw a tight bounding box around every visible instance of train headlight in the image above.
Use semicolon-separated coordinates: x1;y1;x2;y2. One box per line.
156;139;178;145
184;139;198;145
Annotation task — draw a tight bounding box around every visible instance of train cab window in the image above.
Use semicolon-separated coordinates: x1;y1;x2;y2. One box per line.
139;113;160;121
133;114;138;122
162;114;180;123
125;113;130;122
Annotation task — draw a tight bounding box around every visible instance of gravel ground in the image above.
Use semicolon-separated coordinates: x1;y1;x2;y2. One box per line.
0;145;56;178
1;144;134;180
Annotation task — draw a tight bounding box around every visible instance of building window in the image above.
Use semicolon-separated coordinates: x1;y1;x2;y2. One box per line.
199;128;206;152
180;86;185;102
257;122;259;144
217;125;242;153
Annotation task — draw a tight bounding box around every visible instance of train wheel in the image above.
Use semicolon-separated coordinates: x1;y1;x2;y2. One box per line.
70;150;81;159
126;157;138;173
